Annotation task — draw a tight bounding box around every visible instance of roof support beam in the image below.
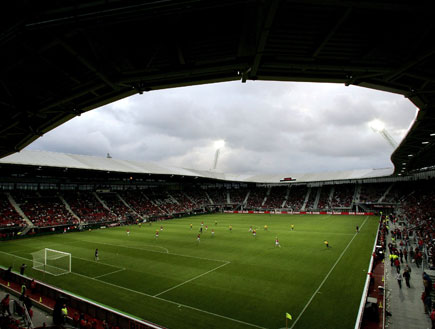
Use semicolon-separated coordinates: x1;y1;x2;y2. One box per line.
312;8;352;58
58;39;117;90
250;0;281;78
385;48;435;82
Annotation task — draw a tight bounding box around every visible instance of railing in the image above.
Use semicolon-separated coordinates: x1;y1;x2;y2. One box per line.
353;219;381;329
0;268;165;329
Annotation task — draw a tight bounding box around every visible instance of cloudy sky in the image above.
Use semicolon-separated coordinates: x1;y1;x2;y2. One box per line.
26;81;417;175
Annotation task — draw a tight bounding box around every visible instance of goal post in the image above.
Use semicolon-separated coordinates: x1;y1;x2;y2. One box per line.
31;248;71;276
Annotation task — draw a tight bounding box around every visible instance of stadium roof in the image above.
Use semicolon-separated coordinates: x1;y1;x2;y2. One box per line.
1;1;435;175
0;150;393;184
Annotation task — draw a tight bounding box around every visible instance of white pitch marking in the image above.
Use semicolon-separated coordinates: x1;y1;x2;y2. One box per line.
0;251;31;262
1;252;259;328
289;216;369;329
66;239;169;254
78;239;228;263
154;261;230;297
71;271;267;329
72;255;124;269
93;268;126;279
7;246;124;271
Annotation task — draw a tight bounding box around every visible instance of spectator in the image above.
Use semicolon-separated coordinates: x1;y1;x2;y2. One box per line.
403;269;411;288
430;307;435;329
24;295;32;315
73;312;80;327
20;263;26;276
396;272;402;289
30;279;37;293
1;294;11;316
61;303;68;324
4;266;12;281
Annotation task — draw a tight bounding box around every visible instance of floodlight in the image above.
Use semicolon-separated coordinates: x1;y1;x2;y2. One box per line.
368;119;397;149
214;140;225;149
369;119;385;132
212;140;225;170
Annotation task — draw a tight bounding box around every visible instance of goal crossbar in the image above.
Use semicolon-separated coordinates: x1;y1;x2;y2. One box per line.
31;248;71;276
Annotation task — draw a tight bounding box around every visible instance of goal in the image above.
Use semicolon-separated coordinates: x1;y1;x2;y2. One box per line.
31;248;71;276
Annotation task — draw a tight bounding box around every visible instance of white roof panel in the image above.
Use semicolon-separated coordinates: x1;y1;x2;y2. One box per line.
0;150;394;183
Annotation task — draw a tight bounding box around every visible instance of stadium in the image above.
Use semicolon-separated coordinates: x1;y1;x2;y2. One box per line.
1;2;435;329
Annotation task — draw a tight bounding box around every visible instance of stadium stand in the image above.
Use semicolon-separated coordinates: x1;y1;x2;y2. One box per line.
95;192;130;221
228;188;249;207
144;190;185;215
245;187;267;209
62;191;117;224
331;184;354;209
285;185;308;211
359;183;390;204
262;186;287;209
4;180;435;230
305;186;320;211
11;191;78;227
317;186;332;210
183;189;210;208
168;191;196;211
0;194;25;230
119;190;163;217
207;189;227;205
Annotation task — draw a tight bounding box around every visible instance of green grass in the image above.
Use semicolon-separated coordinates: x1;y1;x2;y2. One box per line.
0;214;378;329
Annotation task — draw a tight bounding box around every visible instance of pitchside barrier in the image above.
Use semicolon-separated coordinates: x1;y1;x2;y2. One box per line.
224;210;375;215
353;220;381;329
0;267;165;329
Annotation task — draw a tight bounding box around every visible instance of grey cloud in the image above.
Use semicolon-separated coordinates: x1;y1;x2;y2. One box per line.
27;81;416;174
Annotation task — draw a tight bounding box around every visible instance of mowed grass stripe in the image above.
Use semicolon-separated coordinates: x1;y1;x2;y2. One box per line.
287;215;378;329
0;214;378;329
6;235;233;297
69;270;268;329
289;216;368;329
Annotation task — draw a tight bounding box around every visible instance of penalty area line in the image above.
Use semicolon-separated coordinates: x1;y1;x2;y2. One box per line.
154;261;230;297
78;239;229;264
93;268;126;279
289;216;369;329
71;271;266;329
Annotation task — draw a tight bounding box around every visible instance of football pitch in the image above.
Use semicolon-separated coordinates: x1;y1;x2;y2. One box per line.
0;214;378;329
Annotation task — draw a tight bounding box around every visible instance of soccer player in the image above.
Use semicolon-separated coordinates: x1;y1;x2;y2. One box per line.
95;249;99;261
205;225;208;231
126;229;130;236
253;229;256;237
291;224;294;231
356;225;359;233
160;225;163;231
199;227;203;233
155;230;159;239
211;229;215;237
201;221;204;227
275;237;281;248
197;233;201;243
229;225;232;232
264;225;268;231
190;223;193;230
324;240;329;248
249;226;253;232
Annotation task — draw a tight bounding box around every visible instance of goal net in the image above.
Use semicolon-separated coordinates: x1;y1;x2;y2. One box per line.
31;248;71;276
